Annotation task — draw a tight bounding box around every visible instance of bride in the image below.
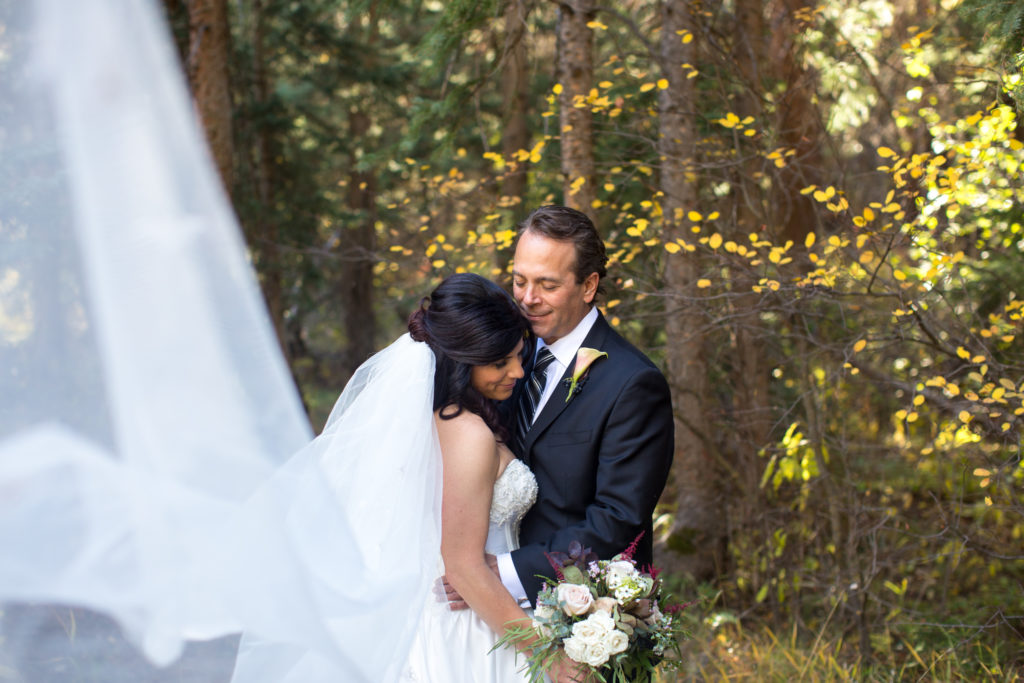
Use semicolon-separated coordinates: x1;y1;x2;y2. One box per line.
229;273;578;683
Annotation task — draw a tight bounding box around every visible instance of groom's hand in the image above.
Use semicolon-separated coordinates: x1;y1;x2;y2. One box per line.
438;554;501;610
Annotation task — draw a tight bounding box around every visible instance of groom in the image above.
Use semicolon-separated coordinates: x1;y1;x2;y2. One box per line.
495;205;675;606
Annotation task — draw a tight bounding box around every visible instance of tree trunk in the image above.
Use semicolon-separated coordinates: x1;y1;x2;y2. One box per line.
341;108;379;376
500;0;532;209
339;10;380;377
555;0;596;212
658;0;720;580
248;0;288;358
727;0;774;541
769;0;823;243
186;0;234;192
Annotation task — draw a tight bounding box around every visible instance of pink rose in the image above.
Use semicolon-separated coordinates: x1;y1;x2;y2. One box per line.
590;597;618;615
556;583;594;616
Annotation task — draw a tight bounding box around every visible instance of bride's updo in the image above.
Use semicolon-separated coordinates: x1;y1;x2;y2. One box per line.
408;273;532;441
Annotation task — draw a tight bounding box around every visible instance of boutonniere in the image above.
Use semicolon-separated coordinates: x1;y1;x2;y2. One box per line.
563;347;608;402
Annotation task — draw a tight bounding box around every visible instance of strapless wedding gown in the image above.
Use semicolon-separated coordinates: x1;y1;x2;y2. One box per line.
400;458;538;682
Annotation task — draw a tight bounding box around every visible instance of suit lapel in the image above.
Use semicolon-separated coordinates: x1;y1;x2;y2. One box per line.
522;313;613;460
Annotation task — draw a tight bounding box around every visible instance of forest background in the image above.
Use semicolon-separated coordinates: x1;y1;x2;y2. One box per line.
165;0;1023;679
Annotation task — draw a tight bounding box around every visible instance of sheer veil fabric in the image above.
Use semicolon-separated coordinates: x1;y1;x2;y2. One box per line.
0;0;440;680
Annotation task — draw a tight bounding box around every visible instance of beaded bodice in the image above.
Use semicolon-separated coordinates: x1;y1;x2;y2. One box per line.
484;458;538;555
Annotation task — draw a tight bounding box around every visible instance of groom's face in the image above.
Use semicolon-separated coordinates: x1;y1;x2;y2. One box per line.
512;230;598;344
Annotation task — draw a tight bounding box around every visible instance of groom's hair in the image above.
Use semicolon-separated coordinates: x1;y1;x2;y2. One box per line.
515;205;608;297
408;273;533;443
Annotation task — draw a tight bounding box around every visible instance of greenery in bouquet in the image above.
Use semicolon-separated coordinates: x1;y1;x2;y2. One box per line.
496;536;689;682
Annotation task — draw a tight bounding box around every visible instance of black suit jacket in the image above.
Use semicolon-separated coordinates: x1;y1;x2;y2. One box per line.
510;312;674;603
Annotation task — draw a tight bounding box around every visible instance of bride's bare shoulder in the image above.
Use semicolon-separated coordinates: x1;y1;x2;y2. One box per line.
434;407;496;444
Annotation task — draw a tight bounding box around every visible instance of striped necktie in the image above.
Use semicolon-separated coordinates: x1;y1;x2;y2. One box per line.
514;347;556;454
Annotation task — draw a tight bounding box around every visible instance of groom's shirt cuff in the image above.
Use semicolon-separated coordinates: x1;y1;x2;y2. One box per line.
497;552;531;608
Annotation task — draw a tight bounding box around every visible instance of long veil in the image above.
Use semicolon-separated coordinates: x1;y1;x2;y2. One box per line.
0;0;440;680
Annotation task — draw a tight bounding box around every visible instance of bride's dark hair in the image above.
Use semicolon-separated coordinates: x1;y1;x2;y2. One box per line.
408;273;532;442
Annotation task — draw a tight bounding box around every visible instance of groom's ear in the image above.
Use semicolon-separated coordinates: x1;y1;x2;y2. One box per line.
582;272;599;304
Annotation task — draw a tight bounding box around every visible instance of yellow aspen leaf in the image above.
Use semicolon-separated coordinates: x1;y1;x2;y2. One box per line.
878;146;897;158
906;411;919;422
552;83;563;94
569;176;587;195
859;251;874;264
999;378;1016;390
708;211;720;220
958;410;972;423
657;78;669;89
603;183;615;192
800;185;817;195
697;279;712;288
894;269;907;281
956;346;970;359
432;259;446;268
725;241;737;253
664;242;681;254
586;20;608;30
745;129;757;137
640;82;656;92
971;354;986;363
913;395;925;406
769;250;782;264
688;210;702;221
598;80;613;88
853;216;866;227
708;233;723;249
805;232;816;248
853;339;867;352
718;112;740;128
863;207;875;221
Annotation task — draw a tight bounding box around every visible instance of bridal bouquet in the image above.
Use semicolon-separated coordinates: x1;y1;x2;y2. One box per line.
496;537;688;682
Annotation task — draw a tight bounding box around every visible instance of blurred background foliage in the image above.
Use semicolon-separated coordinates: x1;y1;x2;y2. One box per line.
166;0;1023;678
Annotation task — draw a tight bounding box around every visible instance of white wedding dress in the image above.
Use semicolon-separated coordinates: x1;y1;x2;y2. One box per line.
401;458;539;682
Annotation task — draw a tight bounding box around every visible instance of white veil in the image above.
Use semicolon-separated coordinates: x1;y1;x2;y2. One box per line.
0;0;441;680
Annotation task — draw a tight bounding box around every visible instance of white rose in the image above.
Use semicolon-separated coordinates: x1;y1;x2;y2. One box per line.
572;611;615;647
604;560;637;586
556;583;594;616
563;635;588;664
590;611;615;632
534;603;555;621
605;628;629;655
584;640;610;667
571;616;601;642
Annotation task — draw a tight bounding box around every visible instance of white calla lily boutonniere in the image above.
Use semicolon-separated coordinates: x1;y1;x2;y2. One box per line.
563;347;608;402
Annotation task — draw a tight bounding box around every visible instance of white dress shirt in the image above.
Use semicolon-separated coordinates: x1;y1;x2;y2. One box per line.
497;306;599;607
